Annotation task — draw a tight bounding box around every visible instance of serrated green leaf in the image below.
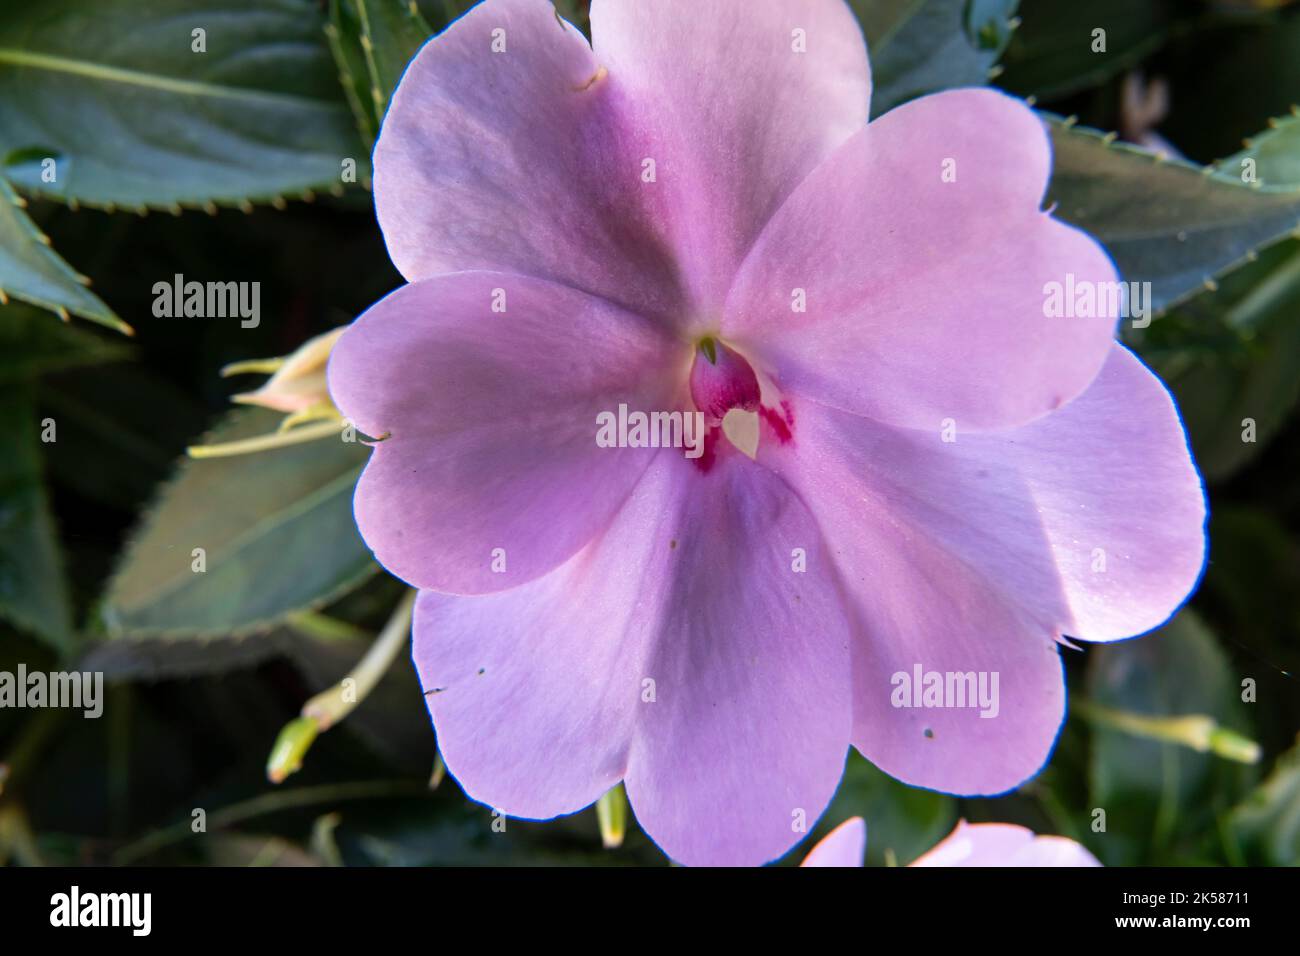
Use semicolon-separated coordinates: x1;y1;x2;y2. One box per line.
354;0;433;119
328;0;381;147
328;0;433;148
856;0;1020;118
0;384;75;652
101;407;376;638
0;177;127;332
1085;610;1252;864
0;304;132;385
1215;111;1300;190
1047;120;1300;314
0;0;365;208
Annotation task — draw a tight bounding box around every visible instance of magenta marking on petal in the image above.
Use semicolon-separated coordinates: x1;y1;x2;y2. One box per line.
759;402;793;444
691;425;723;473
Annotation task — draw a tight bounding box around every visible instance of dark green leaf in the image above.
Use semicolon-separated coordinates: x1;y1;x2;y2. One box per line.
0;304;132;385
0;384;75;652
552;0;591;33
40;363;207;511
998;0;1174;102
354;0;433;119
1144;239;1300;481
0;0;365;208
1201;508;1300;691
1229;736;1300;866
100;407;376;637
1047;119;1300;315
0;177;126;331
1213;111;1300;190
1085;610;1253;864
858;0;1021;118
1157;11;1300;164
327;0;381;147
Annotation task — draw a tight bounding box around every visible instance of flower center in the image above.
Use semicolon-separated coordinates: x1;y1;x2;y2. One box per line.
686;337;793;469
690;337;760;426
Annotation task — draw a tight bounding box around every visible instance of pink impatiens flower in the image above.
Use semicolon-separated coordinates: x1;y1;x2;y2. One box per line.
801;818;1101;867
327;0;1205;865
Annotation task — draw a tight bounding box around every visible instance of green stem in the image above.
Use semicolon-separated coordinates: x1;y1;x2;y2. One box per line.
267;591;417;783
1073;698;1261;763
300;590;417;731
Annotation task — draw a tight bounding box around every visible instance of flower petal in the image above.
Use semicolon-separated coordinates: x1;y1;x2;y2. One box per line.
727;88;1118;430
759;346;1203;792
373;0;688;324
410;457;685;819
801;817;866;867
910;820;1101;867
413;450;852;866
759;407;1066;795
841;528;1067;796
622;453;852;866
327;272;678;594
377;0;871;325
916;345;1205;643
589;0;871;316
777;345;1205;645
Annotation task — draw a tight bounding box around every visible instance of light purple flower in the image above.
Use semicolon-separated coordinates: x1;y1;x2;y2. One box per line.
802;818;1101;867
327;0;1205;865
800;817;868;868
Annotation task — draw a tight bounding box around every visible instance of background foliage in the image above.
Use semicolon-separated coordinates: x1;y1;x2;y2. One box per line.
1;0;1298;867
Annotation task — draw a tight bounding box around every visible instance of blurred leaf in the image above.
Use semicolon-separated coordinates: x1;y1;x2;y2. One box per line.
858;0;1020;118
819;751;956;866
552;0;591;32
1047;119;1300;314
1158;10;1300;163
0;384;75;652
1144;239;1300;481
205;833;324;866
0;177;126;332
83;628;296;681
1201;507;1300;688
998;0;1174;101
82;612;430;789
40;363;206;511
1228;735;1300;865
0;0;364;208
1085;609;1253;864
0;305;131;385
101;407;376;637
336;801;642;866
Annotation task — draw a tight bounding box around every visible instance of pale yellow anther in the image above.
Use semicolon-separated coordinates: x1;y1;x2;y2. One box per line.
721;408;760;460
